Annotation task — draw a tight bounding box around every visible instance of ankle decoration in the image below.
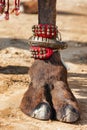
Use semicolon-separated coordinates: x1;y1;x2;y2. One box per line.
32;24;58;39
29;24;68;60
30;46;58;60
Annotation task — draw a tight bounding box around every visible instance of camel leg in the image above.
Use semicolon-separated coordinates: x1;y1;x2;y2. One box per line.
20;0;80;123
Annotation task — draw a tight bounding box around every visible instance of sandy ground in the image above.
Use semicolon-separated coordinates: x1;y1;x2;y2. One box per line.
0;0;87;130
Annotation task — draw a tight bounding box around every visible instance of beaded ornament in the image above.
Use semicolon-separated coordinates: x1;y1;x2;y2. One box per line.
30;24;64;60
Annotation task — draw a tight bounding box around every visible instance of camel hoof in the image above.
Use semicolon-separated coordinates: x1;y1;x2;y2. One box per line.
31;102;51;120
57;104;80;123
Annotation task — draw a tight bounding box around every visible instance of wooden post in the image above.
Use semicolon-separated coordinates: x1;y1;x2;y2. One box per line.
20;0;80;123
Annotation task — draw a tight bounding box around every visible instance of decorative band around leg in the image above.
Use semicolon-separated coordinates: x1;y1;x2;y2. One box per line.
30;46;58;59
32;24;58;38
29;24;68;60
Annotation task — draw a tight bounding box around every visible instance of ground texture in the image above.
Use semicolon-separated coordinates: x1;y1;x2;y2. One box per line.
0;0;87;130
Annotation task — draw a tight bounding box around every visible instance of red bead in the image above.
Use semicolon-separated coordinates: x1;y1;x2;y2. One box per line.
30;46;53;60
30;24;59;60
32;24;58;39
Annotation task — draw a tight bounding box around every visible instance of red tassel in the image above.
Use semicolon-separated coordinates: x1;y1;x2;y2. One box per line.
11;0;20;15
5;0;9;20
0;0;5;14
0;0;21;21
